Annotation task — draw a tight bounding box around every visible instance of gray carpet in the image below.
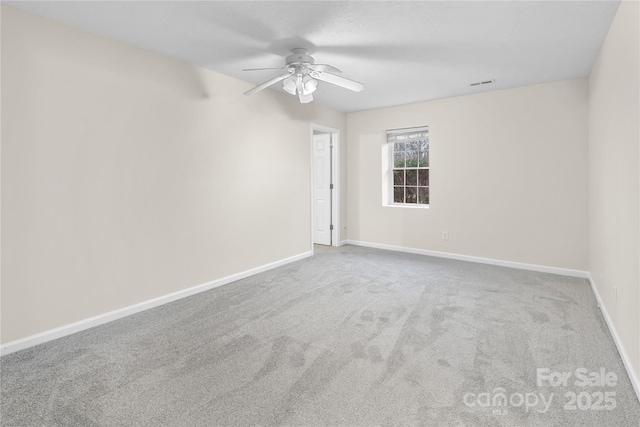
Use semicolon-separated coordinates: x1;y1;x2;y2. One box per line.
1;245;639;426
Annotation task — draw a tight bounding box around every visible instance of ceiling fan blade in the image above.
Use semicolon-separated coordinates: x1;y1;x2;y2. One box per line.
242;67;285;72
299;92;313;104
315;72;364;92
308;64;342;74
244;73;290;96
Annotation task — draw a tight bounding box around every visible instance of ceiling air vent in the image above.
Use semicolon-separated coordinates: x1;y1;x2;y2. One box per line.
470;79;495;87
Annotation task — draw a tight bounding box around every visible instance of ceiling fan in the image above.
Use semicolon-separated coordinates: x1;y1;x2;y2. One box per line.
242;48;364;103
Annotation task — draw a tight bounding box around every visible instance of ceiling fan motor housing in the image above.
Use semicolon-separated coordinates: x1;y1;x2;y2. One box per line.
286;48;315;67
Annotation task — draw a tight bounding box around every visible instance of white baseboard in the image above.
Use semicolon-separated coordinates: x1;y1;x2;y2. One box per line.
0;251;312;356
344;240;590;278
588;275;640;403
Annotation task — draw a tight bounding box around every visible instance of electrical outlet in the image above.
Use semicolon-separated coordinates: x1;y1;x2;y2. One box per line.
442;231;449;240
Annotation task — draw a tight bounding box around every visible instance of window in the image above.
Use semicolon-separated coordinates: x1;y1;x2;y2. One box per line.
388;126;429;205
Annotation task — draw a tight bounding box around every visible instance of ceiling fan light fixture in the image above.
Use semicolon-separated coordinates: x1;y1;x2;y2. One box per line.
283;75;297;95
302;74;317;94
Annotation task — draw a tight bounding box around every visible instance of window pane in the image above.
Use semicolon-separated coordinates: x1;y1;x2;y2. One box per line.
418;169;429;186
394;151;405;168
407;140;420;159
394;141;405;152
406;169;417;186
419;139;429;152
393;170;405;186
406;187;417;203
394;187;404;203
418;187;429;205
406;151;419;167
418;150;429;167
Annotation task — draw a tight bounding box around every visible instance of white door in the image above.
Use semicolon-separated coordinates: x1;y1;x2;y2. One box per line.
313;133;332;245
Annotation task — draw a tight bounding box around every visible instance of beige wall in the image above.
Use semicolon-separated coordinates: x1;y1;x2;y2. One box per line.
588;0;640;377
347;79;589;270
1;6;346;343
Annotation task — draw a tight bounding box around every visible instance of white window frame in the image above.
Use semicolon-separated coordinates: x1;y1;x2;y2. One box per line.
386;126;430;208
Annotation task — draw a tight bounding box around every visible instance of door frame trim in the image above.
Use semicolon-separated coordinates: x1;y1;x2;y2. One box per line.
310;123;341;253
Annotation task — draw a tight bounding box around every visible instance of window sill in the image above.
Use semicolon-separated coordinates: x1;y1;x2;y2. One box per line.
383;204;430;209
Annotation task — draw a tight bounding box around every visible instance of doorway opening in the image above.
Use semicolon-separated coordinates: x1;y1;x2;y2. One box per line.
310;124;340;251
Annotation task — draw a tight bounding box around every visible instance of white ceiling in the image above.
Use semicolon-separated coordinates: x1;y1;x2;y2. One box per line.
5;1;620;113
